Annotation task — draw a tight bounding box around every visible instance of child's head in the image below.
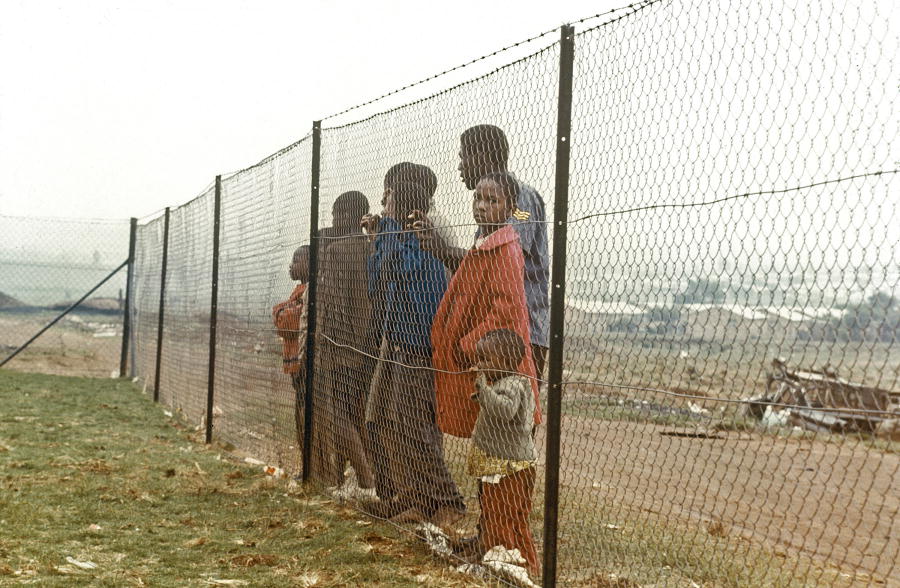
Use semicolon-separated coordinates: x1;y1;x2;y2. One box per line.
384;180;430;222
289;245;310;282
473;171;518;235
475;328;526;383
332;191;369;235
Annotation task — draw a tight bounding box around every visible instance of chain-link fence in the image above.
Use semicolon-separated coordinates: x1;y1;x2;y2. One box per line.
0;215;131;377
123;0;900;585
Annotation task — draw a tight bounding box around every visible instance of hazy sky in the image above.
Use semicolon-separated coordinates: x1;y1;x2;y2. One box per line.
0;0;617;221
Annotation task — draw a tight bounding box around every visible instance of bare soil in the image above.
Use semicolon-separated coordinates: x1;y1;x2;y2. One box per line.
543;412;899;584
0;311;122;377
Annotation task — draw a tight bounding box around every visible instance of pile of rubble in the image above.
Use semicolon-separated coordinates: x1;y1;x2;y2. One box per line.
743;359;899;440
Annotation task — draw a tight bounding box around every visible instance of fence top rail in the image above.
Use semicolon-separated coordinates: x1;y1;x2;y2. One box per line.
576;0;666;34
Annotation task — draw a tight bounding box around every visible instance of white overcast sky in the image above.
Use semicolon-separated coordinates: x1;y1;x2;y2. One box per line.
0;0;618;220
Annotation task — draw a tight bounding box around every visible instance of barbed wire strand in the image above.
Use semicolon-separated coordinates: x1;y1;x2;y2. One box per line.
320;0;663;124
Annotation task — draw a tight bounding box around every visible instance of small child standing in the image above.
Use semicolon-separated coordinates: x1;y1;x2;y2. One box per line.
466;328;538;575
272;245;310;449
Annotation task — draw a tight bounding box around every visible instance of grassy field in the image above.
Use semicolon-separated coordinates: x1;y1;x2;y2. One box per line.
0;371;484;587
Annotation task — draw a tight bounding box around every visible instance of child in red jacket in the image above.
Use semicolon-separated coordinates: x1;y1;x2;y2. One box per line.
430;172;541;574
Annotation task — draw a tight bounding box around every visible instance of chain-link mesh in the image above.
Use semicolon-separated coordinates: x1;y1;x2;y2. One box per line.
124;1;898;585
215;138;312;472
151;191;216;425
131;216;164;391
0;215;130;377
560;1;898;585
312;42;560;580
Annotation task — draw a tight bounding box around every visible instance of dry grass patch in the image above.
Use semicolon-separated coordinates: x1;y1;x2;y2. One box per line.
0;370;486;587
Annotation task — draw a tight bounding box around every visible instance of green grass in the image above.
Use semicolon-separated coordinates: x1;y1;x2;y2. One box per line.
0;371;485;587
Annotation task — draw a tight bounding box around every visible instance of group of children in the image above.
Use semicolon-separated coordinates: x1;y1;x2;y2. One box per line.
272;127;545;577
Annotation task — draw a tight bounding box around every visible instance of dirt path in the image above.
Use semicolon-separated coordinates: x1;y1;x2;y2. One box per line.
546;413;899;582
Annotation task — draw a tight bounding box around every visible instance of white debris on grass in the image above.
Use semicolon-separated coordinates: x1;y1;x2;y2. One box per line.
416;523;453;558
327;468;378;502
65;556;98;570
421;525;540;588
203;579;250;586
687;402;710;416
264;465;287;478
455;562;488;577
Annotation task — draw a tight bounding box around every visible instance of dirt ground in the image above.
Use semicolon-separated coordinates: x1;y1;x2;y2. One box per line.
0;311;122;377
544;413;899;584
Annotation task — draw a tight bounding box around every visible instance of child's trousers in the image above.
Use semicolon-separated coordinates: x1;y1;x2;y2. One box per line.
478;466;539;575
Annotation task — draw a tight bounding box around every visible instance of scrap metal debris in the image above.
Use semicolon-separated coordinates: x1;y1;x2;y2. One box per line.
743;359;899;436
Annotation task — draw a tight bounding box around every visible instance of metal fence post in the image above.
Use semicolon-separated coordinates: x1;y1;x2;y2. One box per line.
302;121;322;482
153;207;171;402
206;177;222;444
542;24;575;588
119;217;138;377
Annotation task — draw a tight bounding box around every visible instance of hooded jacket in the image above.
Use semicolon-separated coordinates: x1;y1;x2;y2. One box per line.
431;224;541;438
